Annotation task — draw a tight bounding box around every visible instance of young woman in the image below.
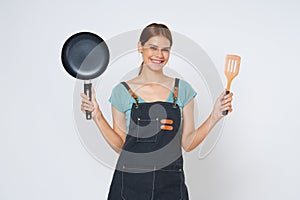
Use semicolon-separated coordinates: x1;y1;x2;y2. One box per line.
80;23;233;200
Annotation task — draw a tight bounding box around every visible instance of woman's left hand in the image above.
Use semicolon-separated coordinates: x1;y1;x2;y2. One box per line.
211;90;234;122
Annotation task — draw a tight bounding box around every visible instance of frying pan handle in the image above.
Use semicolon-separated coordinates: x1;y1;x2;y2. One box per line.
222;90;230;116
84;82;92;120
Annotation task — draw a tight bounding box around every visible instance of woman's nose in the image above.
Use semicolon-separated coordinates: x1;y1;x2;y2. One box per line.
155;49;164;57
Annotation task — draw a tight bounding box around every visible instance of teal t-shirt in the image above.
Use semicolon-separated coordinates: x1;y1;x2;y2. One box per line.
108;79;197;135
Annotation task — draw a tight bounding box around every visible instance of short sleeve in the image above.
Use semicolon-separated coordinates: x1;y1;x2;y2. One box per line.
108;83;128;113
179;79;197;107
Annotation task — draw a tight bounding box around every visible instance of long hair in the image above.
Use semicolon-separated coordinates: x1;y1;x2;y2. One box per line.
138;23;173;75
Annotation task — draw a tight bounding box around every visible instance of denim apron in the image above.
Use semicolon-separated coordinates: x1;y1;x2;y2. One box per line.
107;78;189;200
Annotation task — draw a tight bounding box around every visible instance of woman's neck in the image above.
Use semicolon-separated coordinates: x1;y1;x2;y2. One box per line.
138;67;167;84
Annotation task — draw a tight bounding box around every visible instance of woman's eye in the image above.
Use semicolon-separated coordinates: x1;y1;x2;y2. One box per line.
150;46;157;51
162;49;170;53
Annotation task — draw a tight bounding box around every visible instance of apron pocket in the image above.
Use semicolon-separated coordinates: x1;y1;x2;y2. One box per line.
155;167;184;200
121;165;155;200
136;117;159;143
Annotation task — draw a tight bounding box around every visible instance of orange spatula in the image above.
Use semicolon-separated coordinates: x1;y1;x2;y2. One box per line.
223;54;241;116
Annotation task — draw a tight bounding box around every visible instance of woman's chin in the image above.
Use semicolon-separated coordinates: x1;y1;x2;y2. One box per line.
144;62;166;71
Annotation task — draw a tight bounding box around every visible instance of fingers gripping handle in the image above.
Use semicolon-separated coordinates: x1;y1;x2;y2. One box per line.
84;82;92;120
222;90;230;116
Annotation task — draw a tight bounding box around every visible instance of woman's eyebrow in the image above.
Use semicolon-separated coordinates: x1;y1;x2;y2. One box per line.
148;44;171;48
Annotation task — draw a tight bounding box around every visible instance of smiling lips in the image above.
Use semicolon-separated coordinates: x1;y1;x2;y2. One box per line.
150;58;164;64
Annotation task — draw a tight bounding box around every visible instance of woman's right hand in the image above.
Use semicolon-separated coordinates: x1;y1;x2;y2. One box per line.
80;86;101;120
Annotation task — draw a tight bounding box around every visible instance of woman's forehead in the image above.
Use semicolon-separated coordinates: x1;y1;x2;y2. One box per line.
145;36;171;47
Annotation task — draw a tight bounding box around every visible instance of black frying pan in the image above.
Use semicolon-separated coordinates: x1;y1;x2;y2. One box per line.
61;32;110;120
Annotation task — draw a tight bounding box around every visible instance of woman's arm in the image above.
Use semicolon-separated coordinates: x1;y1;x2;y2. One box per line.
81;87;126;154
181;90;233;152
92;106;126;154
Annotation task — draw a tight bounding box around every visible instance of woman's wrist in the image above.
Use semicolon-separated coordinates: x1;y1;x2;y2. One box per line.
209;111;220;126
93;106;102;121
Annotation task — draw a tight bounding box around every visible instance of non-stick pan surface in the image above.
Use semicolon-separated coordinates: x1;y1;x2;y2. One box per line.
61;32;109;80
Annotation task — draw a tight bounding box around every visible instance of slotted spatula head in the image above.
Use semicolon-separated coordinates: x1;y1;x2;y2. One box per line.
224;54;241;91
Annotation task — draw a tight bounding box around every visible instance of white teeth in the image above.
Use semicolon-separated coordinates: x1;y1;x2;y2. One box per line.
151;59;163;64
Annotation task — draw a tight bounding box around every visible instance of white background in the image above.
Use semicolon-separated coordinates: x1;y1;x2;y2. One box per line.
1;0;300;199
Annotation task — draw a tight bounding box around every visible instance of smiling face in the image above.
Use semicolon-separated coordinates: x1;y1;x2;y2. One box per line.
138;35;171;71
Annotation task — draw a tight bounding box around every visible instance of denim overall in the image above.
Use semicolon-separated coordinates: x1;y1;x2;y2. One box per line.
107;78;189;200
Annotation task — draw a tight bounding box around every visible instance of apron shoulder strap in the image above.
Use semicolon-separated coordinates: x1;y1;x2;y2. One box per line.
121;81;139;107
173;78;179;108
121;78;179;108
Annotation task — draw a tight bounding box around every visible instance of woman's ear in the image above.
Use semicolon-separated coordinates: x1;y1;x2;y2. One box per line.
138;41;143;53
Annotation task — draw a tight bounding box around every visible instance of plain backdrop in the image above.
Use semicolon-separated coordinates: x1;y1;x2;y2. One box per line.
1;0;299;199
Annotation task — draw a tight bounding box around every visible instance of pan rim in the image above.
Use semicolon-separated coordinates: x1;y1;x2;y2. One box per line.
61;31;110;80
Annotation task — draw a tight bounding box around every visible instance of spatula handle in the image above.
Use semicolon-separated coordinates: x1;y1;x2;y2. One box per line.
222;90;230;116
84;82;92;120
